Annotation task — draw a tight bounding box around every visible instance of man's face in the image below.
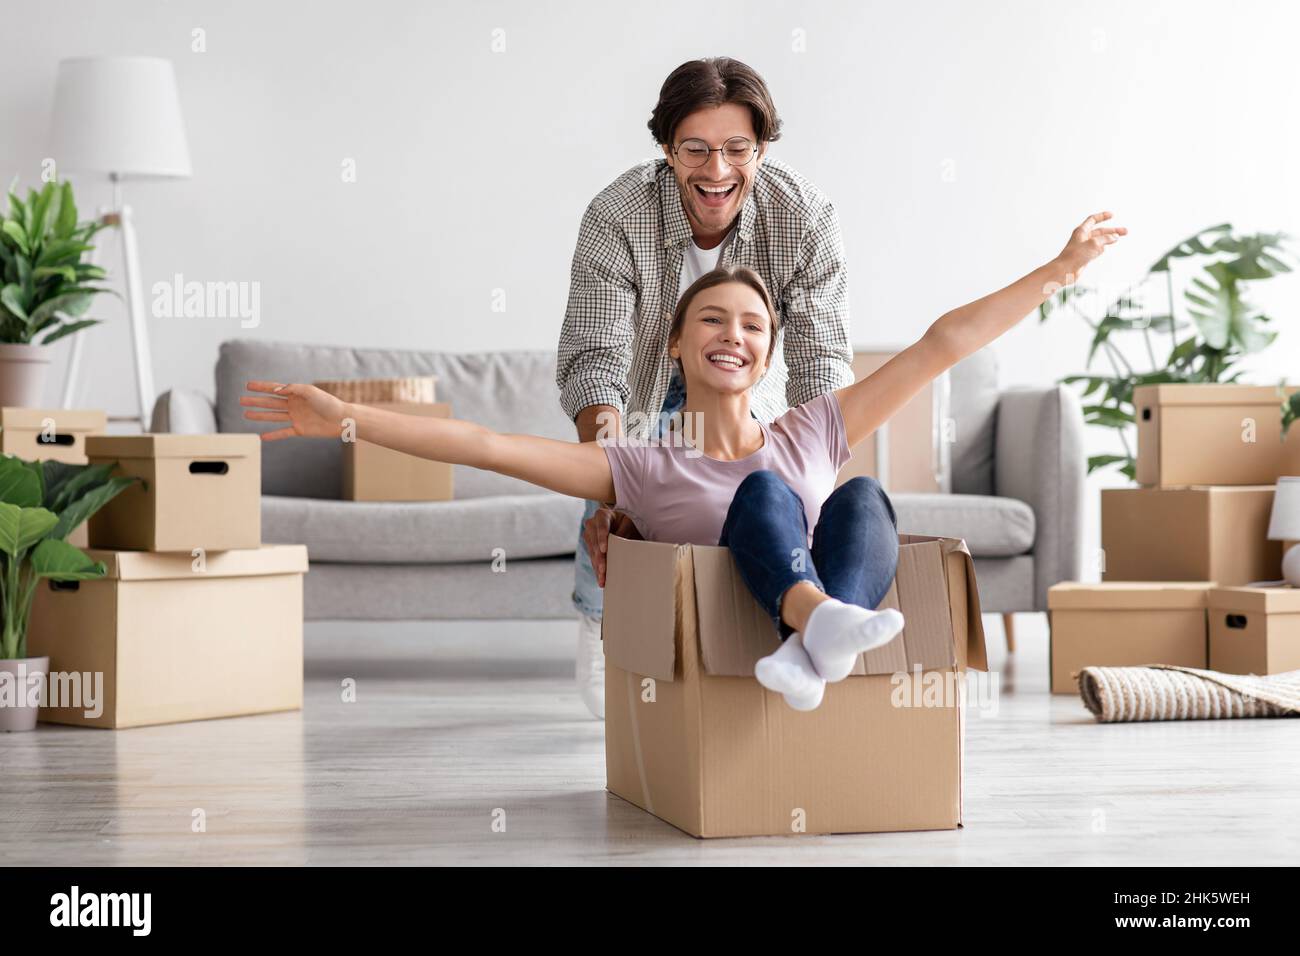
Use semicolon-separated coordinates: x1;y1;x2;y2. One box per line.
661;102;768;239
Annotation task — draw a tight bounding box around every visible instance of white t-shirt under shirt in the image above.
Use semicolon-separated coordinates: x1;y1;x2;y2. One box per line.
679;228;735;298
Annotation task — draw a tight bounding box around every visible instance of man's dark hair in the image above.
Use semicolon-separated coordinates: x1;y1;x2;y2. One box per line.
647;57;783;147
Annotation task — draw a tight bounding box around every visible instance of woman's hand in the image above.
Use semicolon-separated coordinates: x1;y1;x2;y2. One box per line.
1055;210;1128;284
240;381;351;441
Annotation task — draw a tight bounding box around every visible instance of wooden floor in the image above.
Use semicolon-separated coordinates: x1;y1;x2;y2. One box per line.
2;613;1298;865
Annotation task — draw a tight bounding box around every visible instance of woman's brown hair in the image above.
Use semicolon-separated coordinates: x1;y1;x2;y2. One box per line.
647;57;784;147
668;265;781;373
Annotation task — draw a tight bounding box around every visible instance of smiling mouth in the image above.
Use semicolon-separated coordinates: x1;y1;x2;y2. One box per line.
706;351;748;371
693;182;738;207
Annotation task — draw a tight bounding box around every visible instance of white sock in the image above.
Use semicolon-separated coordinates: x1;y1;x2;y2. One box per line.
802;598;906;682
754;632;825;711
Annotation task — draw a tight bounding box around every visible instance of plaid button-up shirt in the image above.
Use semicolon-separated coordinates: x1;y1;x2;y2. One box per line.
556;156;854;435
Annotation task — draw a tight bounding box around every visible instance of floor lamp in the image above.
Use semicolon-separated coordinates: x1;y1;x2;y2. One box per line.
48;56;192;430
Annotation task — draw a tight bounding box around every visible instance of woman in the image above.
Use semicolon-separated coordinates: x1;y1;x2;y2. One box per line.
243;212;1125;710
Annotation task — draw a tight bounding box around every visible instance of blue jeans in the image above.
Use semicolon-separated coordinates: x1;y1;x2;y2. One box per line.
718;470;900;640
572;368;689;618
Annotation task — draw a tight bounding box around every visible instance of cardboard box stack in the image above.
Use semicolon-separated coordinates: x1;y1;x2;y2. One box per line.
28;432;307;728
1051;383;1300;692
0;407;107;547
314;376;454;502
602;532;987;838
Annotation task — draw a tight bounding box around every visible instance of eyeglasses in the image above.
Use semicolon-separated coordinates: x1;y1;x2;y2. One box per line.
672;136;759;168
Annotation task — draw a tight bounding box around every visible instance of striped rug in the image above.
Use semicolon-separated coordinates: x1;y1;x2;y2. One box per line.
1078;665;1300;723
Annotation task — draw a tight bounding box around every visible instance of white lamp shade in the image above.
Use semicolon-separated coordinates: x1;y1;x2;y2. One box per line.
49;56;191;179
1267;476;1300;540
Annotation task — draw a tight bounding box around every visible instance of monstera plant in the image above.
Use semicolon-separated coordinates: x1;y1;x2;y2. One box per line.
0;455;136;661
1039;223;1294;478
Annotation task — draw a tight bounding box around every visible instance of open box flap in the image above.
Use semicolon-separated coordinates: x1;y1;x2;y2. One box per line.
602;534;683;682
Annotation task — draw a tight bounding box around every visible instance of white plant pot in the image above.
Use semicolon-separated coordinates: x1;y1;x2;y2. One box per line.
0;343;53;407
0;655;49;732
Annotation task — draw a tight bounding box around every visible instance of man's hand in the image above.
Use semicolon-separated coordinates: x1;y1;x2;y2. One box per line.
583;506;637;588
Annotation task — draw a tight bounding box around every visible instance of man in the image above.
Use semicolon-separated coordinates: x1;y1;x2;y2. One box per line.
557;57;855;719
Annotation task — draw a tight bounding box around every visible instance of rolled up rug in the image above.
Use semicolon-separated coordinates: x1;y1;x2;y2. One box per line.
1078;665;1300;723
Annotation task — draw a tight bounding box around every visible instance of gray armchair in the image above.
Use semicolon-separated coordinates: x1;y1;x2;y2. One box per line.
153;341;1083;635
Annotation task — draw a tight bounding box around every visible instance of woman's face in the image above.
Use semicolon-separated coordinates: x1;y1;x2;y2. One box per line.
669;281;773;399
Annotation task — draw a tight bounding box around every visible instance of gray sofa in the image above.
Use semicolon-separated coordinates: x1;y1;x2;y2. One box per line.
152;339;1083;623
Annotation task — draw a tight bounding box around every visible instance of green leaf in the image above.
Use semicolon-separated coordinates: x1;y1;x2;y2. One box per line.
54;182;77;239
1149;223;1232;273
32;265;77;283
27;290;98;326
50;473;137;542
34;239;93;268
28;182;53;246
1283;393;1300;437
0;455;42;507
0;283;28;320
1082;404;1135;428
48;461;116;513
73;263;106;281
1087;454;1131;475
1;220;29;255
39;460;80;509
39;318;100;345
0;502;59;556
29;537;106;581
7;184;28;231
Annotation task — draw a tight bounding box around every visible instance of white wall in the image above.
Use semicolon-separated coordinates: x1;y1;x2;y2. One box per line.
4;0;1298;572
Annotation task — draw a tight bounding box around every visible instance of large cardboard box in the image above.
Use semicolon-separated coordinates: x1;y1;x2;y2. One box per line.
1047;582;1212;694
28;545;307;728
835;351;949;493
86;434;261;552
1101;486;1281;585
343;402;454;501
601;532;987;838
1134;384;1300;487
0;407;106;547
0;407;106;463
1207;586;1300;675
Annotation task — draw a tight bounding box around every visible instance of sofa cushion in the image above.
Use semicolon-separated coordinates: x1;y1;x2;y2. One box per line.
261;493;585;564
890;492;1034;558
215;340;576;499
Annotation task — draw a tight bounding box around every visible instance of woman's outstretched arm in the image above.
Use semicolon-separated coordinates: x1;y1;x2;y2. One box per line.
834;211;1127;449
240;382;616;503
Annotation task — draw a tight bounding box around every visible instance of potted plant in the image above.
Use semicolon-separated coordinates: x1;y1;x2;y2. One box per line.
0;179;110;406
0;454;136;731
1039;223;1294;478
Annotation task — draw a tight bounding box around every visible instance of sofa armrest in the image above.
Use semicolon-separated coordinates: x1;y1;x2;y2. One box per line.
993;385;1085;610
150;388;218;434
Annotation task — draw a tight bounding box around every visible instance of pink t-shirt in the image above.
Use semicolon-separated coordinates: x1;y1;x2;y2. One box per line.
599;392;853;547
